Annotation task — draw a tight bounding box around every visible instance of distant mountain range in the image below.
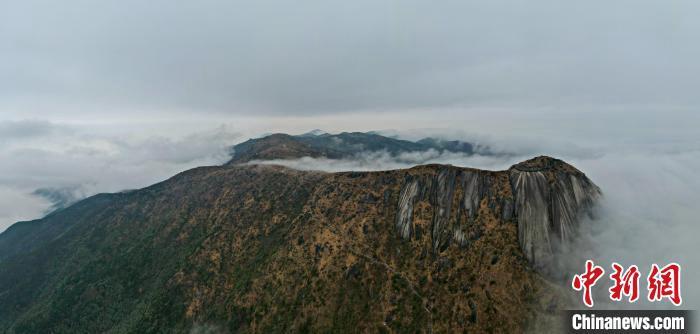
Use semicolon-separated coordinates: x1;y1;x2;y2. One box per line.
227;131;486;164
0;132;600;333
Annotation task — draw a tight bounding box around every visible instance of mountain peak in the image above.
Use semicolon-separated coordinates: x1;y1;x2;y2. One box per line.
226;131;478;164
299;129;328;137
510;155;582;174
508;155;601;271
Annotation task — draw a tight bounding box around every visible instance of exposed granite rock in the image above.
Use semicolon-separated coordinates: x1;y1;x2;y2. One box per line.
431;168;458;252
510;170;553;269
395;166;512;250
462;171;488;220
396;177;420;239
509;156;601;271
394;156;601;273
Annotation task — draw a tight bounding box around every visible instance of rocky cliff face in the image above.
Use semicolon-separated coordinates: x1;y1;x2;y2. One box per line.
395;156;601;272
395;167;512;253
0;156;599;333
510;157;601;271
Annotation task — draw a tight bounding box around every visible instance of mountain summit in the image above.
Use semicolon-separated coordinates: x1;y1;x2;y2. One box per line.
0;134;600;333
226;131;480;164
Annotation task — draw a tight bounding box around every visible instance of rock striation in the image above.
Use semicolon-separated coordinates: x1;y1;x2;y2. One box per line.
510;157;601;271
395;156;601;272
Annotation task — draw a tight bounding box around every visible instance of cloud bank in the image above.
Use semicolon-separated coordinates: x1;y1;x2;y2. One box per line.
1;118;698;310
0;120;239;231
248;150;521;172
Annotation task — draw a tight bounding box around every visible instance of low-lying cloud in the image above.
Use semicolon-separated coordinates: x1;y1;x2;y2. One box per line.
567;150;700;310
0;120;240;231
2;117;698;309
248;149;522;172
32;186;87;214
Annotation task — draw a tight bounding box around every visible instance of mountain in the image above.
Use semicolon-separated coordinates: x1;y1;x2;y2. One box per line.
0;132;601;333
226;132;480;164
299;129;328;137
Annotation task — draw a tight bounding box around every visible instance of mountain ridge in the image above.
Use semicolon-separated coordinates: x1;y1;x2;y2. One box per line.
0;132;600;333
226;131;483;165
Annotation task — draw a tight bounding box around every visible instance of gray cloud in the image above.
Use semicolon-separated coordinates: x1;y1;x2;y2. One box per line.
0;121;240;231
0;186;49;228
248;150;520;172
1;0;699;118
32;186;86;214
568;151;700;310
0;120;68;142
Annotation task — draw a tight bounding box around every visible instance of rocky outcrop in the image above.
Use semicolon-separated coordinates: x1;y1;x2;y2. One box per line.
510;169;553;269
395;156;601;272
431;168;458;252
395;166;513;251
396;178;419;239
509;156;601;271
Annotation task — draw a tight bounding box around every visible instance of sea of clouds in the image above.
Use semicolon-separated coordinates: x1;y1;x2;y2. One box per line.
2;119;698;309
0;120;240;231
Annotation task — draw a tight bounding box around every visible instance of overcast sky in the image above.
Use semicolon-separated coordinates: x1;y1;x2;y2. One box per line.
1;0;698;214
2;0;698;119
2;0;698;218
2;0;700;308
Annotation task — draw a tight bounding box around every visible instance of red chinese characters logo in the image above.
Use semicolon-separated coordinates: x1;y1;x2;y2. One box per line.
572;260;605;307
609;263;640;303
647;263;682;306
572;261;682;307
